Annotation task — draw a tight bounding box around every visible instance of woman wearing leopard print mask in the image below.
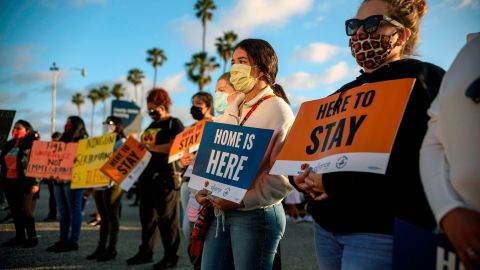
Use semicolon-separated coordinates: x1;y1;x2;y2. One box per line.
293;0;445;269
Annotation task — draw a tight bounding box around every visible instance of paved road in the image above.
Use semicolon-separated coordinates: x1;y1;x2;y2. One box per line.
0;183;318;270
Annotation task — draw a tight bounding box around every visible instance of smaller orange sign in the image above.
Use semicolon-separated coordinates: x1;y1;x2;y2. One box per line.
168;119;209;163
100;136;151;190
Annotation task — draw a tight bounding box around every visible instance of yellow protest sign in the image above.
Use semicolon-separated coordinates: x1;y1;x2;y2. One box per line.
271;78;415;175
100;136;151;191
26;141;78;180
168;119;208;163
71;134;116;189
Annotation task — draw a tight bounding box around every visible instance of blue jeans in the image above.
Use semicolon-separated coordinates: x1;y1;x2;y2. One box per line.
53;183;84;244
314;222;393;270
201;203;285;270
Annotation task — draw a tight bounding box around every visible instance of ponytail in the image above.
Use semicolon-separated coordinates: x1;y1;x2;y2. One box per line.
272;84;290;105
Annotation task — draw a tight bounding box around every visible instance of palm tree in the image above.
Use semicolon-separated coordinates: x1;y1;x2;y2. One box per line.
110;83;125;100
194;0;216;53
87;88;100;136
215;30;238;73
146;48;167;88
98;85;110;121
127;68;144;105
185;52;220;92
71;92;85;116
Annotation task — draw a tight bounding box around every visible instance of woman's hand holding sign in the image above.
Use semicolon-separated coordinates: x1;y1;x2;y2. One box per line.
294;164;329;201
208;195;244;211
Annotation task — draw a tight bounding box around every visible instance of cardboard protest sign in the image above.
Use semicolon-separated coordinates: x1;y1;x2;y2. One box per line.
100;136;151;191
71;134;116;189
168;119;208;163
188;122;273;203
393;219;464;270
26;141;78;180
0;110;16;150
271;78;415;176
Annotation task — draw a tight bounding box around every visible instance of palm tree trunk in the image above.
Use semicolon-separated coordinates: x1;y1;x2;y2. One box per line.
77;105;81;116
91;104;95;136
103;101;107;121
223;58;227;73
154;67;158;88
202;23;206;53
135;86;139;105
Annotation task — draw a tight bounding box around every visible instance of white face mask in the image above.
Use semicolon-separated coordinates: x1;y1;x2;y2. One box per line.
230;64;257;94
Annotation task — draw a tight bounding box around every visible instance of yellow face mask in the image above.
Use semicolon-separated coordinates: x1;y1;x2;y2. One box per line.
230;64;257;94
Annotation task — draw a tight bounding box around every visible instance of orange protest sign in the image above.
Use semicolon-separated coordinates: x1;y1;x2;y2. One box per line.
168;119;208;163
100;136;151;191
271;78;415;175
26;141;78;180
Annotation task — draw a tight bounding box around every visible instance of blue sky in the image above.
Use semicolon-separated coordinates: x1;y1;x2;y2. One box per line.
0;0;479;139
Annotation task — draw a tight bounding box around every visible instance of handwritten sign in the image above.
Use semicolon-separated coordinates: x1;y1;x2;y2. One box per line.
0;110;16;150
71;134;116;189
26;141;78;180
168;119;208;163
189;122;273;203
271;79;415;176
393;219;464;270
100;136;151;191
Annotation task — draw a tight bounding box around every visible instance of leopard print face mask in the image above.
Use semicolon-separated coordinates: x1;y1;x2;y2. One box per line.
349;32;397;69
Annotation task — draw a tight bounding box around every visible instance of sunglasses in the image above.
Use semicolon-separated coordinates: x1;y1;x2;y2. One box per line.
148;109;160;117
345;15;404;36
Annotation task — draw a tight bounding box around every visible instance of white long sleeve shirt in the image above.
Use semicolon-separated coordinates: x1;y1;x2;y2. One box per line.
216;86;295;210
420;35;480;223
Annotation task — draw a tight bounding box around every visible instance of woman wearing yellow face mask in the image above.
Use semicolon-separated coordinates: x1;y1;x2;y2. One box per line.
195;39;295;270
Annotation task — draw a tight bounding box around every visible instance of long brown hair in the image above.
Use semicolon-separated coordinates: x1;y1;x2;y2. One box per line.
234;39;290;104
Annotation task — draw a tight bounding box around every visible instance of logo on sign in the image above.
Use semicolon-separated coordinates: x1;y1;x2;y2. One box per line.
336;156;348;169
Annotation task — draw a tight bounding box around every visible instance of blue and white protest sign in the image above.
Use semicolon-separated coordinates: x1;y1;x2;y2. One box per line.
188;122;274;203
393;219;464;270
111;100;141;135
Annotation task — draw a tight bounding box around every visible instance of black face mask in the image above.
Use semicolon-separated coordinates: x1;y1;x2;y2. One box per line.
190;106;204;121
148;109;161;121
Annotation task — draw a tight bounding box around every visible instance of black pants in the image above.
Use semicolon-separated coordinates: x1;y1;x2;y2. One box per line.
46;180;57;218
93;185;124;252
2;180;36;239
138;178;180;258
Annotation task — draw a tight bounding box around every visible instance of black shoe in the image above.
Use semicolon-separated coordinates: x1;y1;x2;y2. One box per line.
152;255;179;270
86;248;105;260
56;242;78;252
1;237;26;247
46;241;65;252
97;250;117;261
22;237;38;248
43;216;57;222
126;251;153;265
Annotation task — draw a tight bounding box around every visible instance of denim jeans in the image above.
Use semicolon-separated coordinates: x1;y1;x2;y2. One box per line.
201;203;286;270
314;222;393;270
53;183;84;244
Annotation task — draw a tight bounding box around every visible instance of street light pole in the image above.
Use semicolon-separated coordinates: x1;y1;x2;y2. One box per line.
49;62;87;134
50;62;59;134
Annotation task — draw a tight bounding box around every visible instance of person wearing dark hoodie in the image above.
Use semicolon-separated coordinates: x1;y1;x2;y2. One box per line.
0;120;39;248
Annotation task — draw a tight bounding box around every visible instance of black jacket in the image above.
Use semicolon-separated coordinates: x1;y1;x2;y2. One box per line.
0;137;37;187
307;59;445;234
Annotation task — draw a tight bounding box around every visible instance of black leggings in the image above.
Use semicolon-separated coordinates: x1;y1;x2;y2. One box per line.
3;180;36;239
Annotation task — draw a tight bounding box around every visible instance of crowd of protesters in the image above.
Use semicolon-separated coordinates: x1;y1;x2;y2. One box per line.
1;0;479;269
